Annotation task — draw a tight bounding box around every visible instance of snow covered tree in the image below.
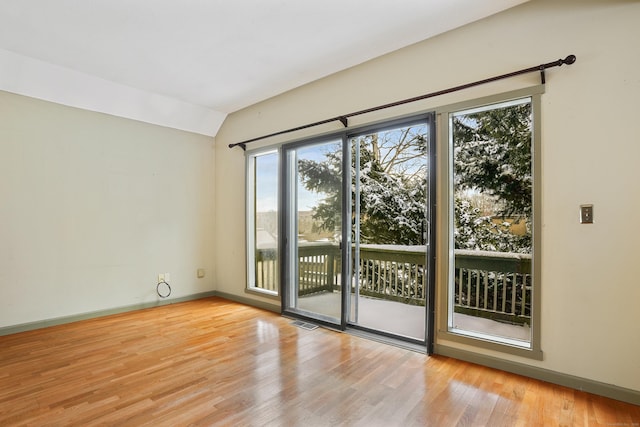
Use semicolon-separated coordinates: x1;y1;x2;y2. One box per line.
298;126;428;246
298;101;533;253
454;198;531;253
452;101;532;253
453;102;532;218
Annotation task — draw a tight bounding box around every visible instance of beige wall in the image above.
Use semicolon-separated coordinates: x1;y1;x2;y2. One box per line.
215;0;640;392
0;91;216;327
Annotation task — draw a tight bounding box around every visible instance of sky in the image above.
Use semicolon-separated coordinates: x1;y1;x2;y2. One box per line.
255;140;340;213
255;151;279;212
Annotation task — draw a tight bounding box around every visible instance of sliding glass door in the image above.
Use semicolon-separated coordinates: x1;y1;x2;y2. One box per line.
282;115;435;345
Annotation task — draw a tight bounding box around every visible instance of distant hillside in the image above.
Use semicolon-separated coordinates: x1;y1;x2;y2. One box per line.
257;210;335;242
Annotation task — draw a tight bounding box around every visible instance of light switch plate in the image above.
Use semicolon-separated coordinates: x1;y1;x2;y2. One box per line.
580;204;593;224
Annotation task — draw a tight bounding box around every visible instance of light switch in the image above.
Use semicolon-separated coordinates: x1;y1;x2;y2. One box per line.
580;204;593;224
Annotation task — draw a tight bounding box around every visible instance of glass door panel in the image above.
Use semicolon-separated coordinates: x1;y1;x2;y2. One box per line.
349;123;430;341
283;139;343;324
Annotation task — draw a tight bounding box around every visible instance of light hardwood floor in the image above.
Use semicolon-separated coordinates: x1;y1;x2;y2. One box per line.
0;297;638;426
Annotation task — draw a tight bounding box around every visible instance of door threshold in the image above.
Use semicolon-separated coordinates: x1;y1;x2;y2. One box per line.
345;327;427;354
283;313;427;353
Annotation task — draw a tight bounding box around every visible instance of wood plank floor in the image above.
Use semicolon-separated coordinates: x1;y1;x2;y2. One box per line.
0;297;638;426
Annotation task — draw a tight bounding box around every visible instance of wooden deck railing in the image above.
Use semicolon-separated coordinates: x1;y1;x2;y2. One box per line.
297;242;340;296
255;246;278;292
454;249;532;324
357;245;427;305
254;244;532;324
255;242;341;295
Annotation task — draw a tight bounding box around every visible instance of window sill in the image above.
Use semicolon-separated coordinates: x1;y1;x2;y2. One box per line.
245;287;279;300
438;328;543;361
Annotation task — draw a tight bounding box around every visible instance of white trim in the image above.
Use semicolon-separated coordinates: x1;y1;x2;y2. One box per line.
451;97;531;117
448;327;531;349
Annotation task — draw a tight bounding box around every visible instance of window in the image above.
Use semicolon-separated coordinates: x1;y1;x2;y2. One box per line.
246;150;279;296
439;87;542;359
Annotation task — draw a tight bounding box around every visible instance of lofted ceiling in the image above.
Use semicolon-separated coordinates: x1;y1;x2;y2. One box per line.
0;0;529;137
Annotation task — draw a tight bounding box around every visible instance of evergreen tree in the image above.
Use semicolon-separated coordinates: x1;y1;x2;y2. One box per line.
298;127;428;246
453;103;532;218
298;103;533;253
452;102;532;253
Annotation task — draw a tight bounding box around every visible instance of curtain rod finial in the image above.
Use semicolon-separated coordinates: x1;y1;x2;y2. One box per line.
563;54;577;65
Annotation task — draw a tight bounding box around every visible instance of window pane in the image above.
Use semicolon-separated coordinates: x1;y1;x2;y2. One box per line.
248;151;279;294
450;98;533;347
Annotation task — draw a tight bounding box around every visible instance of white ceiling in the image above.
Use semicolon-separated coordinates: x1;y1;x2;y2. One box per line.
0;0;528;136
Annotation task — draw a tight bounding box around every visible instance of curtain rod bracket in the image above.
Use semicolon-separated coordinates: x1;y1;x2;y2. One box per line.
539;66;546;84
339;116;348;127
228;142;247;150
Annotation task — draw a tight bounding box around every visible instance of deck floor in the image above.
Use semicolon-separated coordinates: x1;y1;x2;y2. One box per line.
298;292;530;342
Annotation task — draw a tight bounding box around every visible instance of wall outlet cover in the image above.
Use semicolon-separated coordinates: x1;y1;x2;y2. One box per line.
580;204;594;224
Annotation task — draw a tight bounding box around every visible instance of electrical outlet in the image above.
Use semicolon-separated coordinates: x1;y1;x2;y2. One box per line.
580;204;593;224
197;268;205;278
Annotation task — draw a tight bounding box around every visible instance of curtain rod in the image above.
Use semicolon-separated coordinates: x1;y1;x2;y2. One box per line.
229;54;576;150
